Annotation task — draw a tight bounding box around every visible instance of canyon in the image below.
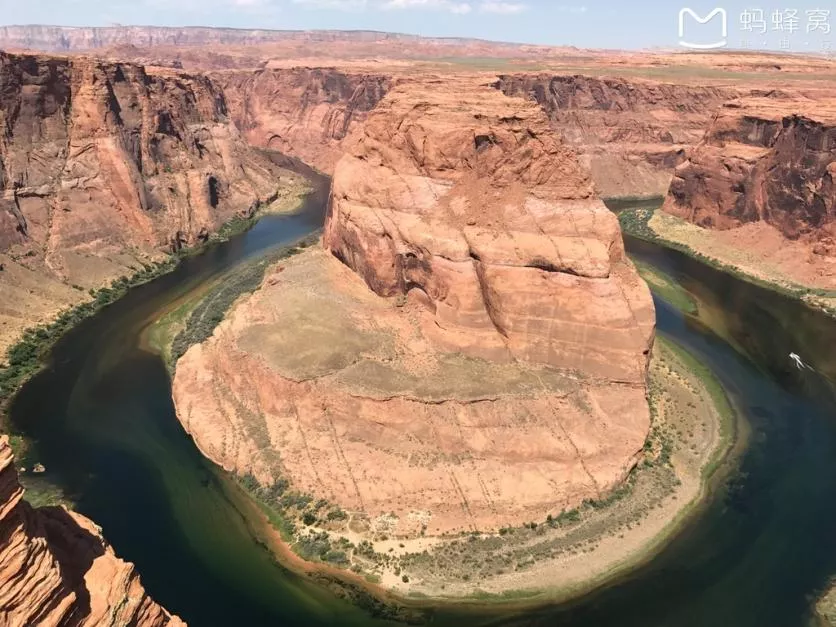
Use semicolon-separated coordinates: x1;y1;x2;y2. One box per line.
665;97;836;238
1;23;836;621
0;47;307;625
493;74;739;199
215;68;392;173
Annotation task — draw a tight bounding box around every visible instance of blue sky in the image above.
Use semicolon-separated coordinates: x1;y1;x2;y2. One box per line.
0;0;833;51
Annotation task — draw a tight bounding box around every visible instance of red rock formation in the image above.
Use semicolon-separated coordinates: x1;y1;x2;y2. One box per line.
216;68;391;173
494;74;745;198
0;51;285;261
325;78;655;383
663;97;836;243
0;50;298;358
172;78;654;539
0;436;184;626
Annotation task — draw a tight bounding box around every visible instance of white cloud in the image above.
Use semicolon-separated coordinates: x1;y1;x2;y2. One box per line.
289;0;530;14
382;0;472;14
557;5;587;14
478;1;525;14
292;0;368;9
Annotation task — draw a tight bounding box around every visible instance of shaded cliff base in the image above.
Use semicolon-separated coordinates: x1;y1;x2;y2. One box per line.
0;436;184;626
169;248;735;603
619;205;836;318
0;171;310;367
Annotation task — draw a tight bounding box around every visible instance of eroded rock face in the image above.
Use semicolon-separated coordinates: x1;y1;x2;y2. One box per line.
325;79;655;383
216;68;391;172
0;51;284;261
663;98;836;243
494;75;745;198
0;50;295;358
0;436;184;626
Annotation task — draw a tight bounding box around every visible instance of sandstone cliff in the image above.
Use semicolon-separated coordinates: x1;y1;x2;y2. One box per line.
215;68;391;173
0;436;184;626
494;74;742;199
663;97;836;245
173;78;655;538
325;78;655;382
0;51;297;358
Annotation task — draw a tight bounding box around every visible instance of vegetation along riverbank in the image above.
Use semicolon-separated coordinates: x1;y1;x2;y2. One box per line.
618;206;836;318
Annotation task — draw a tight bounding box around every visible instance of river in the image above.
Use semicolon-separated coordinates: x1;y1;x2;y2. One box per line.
8;182;836;626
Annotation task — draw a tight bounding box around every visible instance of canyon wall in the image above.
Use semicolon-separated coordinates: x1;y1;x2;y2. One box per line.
663;97;836;246
0;51;297;357
215;68;391;173
173;78;655;537
0;436;184;626
494;74;742;199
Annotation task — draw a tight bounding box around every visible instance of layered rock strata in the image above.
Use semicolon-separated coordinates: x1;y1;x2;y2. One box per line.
494;74;743;198
216;68;391;173
325;79;656;383
0;436;184;626
0;51;297;357
663;97;836;244
173;79;655;537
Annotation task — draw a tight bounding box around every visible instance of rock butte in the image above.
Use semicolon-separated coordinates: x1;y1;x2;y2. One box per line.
0;436;184;626
172;78;656;536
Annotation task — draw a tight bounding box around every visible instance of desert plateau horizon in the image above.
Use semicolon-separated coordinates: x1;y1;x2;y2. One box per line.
1;10;836;627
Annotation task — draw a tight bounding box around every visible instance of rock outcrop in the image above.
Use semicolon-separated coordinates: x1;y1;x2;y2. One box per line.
325;78;655;382
0;50;298;358
494;74;742;198
173;78;655;538
663;97;836;245
0;436;184;626
216;68;391;173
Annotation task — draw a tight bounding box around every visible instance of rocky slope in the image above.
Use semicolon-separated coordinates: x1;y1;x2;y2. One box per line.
0;50;298;358
215;68;391;173
0;24;537;54
173;78;655;539
494;74;743;199
663;97;836;244
0;436;184;626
